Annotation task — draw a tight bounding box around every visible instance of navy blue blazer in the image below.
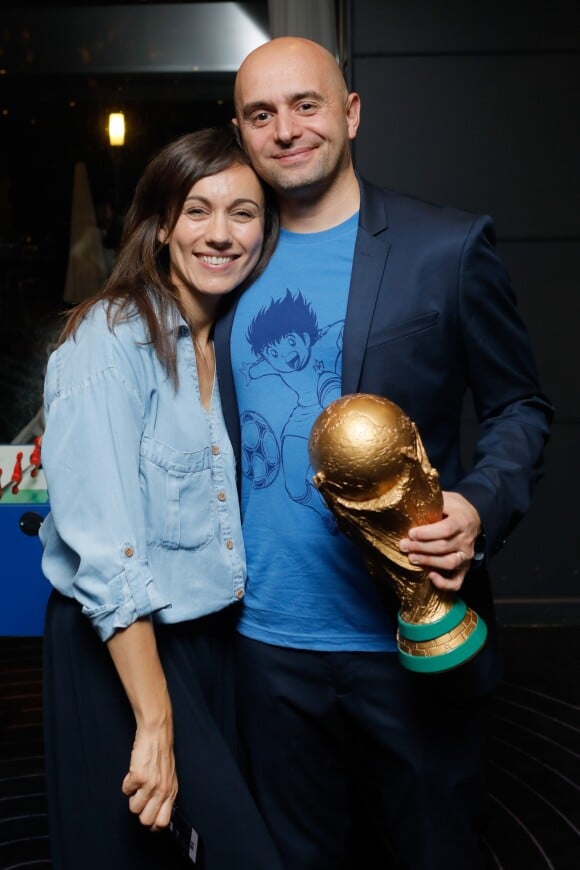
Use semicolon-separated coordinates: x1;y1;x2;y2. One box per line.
214;176;553;694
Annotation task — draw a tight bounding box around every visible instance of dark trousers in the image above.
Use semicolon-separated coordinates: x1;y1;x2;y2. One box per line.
235;634;491;870
43;592;283;870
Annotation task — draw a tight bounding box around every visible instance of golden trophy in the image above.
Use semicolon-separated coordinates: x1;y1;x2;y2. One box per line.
308;393;487;673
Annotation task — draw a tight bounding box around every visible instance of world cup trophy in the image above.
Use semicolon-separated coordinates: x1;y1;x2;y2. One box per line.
308;393;487;673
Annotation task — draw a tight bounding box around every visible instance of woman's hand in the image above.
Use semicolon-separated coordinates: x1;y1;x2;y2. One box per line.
122;713;178;830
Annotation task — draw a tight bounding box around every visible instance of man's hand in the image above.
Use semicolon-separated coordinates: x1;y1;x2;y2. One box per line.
399;491;481;592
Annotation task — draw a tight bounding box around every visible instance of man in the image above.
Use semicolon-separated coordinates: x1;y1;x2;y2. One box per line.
214;37;553;869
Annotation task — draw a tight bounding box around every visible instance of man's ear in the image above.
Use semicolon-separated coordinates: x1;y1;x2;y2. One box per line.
345;92;361;141
231;117;239;128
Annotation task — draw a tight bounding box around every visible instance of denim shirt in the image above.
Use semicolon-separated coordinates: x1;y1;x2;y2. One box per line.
39;301;246;642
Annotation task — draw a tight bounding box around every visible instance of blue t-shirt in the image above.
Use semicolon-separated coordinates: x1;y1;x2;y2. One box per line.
231;214;398;651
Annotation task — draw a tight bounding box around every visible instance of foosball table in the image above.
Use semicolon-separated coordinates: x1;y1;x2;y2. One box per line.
0;438;51;635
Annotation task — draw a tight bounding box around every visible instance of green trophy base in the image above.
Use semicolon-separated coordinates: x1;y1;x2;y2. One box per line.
397;598;488;674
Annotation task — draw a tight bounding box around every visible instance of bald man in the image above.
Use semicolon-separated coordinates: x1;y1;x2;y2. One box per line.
214;37;553;869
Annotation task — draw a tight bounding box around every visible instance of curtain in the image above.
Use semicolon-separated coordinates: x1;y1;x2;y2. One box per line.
267;0;338;58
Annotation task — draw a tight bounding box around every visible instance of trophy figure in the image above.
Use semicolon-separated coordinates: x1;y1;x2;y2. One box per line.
308;393;487;673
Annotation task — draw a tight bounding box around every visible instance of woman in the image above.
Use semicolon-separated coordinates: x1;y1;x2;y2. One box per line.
39;127;281;869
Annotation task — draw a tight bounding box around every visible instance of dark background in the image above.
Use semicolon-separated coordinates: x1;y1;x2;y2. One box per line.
0;0;578;626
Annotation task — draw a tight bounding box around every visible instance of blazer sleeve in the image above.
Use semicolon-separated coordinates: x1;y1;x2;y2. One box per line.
452;215;554;555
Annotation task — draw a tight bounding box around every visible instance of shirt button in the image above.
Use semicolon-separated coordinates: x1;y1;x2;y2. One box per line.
211;445;220;455
124;546;134;558
217;491;226;501
235;588;245;600
225;539;234;550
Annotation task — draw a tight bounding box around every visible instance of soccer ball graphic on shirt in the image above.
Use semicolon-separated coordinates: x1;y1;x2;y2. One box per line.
240;410;280;489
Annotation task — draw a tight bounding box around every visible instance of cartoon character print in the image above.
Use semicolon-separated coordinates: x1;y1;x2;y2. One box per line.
240;290;343;530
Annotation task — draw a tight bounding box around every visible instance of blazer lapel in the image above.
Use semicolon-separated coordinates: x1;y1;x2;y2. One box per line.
342;178;391;395
214;299;242;472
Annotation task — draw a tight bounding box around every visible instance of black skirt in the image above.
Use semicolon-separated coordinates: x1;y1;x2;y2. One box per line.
42;590;282;870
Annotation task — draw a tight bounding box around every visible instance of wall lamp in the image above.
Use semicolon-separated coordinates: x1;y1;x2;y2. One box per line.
108;112;125;147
